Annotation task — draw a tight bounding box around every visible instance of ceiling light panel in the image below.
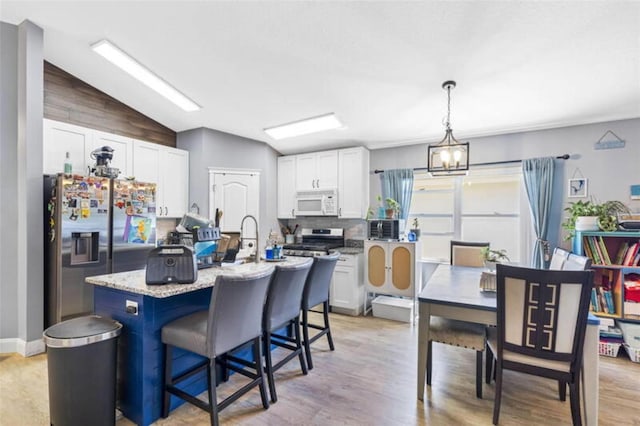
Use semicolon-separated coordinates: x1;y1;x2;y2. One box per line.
91;40;200;112
264;113;344;140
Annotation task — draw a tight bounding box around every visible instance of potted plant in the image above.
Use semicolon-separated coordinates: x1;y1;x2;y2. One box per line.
376;195;385;219
480;247;510;271
410;218;420;240
562;200;630;240
385;197;400;219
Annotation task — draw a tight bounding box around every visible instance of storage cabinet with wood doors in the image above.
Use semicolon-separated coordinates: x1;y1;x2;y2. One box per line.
295;150;338;191
330;253;364;316
277;156;297;218
132;140;189;218
364;241;420;299
338;147;369;218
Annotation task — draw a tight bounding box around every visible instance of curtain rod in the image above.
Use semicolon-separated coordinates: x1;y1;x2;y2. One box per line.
373;154;570;174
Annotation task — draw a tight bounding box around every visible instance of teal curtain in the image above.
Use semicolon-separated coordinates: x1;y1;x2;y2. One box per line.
522;157;555;268
380;169;414;221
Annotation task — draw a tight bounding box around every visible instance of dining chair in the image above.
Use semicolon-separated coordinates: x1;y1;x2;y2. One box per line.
263;258;313;403
450;240;490;268
562;253;592;271
549;247;571;270
427;240;490;398
488;264;594;425
161;266;274;425
300;252;340;370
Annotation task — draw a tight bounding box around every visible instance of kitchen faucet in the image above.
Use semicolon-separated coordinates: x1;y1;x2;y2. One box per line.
240;215;259;264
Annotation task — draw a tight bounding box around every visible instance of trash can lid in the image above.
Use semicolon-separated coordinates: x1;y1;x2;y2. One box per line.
43;315;122;348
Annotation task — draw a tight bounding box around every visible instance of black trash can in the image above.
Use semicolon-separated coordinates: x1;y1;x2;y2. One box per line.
43;315;122;426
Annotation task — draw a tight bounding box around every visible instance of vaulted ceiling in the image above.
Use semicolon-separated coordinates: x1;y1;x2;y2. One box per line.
2;1;639;154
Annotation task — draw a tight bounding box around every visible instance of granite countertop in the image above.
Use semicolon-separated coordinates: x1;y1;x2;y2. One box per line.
336;246;364;255
85;256;312;298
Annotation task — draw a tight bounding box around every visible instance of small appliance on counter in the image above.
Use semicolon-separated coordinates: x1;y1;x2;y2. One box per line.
367;219;405;241
145;245;197;285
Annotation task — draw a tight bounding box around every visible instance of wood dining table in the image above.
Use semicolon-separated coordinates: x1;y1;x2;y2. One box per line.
417;264;599;426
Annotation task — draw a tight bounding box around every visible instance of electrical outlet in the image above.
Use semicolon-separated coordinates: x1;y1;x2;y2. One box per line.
126;300;138;315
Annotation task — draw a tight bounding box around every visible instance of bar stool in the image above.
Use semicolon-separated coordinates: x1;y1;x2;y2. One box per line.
161;265;274;425
300;252;340;370
263;258;313;402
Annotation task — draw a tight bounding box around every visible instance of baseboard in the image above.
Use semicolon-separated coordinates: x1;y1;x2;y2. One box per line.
0;337;45;356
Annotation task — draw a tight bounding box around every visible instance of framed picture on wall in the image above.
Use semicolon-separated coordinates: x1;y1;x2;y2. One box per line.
568;178;588;198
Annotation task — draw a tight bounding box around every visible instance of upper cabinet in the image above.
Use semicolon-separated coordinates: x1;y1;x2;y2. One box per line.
90;130;134;178
43;119;92;175
338;147;370;218
44;119;133;177
132;140;189;218
295;150;338;191
277;147;370;219
44;119;189;219
277;156;297;219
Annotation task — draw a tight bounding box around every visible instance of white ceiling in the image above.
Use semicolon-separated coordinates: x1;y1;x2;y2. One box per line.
2;1;639;155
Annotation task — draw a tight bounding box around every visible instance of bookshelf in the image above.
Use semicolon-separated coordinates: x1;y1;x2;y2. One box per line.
573;231;640;322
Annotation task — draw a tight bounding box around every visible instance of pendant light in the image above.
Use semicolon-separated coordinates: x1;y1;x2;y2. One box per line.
427;80;470;175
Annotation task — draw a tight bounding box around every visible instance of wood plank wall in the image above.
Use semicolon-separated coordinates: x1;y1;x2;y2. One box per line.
44;61;176;147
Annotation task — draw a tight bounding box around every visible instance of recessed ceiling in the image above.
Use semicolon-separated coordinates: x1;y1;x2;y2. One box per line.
2;1;639;155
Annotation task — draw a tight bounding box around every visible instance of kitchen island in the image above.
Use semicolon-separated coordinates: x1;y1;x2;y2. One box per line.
86;257;308;426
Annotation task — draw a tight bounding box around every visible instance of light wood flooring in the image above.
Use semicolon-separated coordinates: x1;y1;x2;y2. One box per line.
1;312;639;425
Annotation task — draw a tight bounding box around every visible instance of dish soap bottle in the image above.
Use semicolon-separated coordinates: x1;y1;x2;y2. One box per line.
64;152;72;174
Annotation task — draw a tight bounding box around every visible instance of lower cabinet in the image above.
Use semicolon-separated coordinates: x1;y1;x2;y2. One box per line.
364;240;420;298
330;253;364;316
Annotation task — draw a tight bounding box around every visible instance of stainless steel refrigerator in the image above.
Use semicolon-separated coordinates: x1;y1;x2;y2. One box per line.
44;174;157;327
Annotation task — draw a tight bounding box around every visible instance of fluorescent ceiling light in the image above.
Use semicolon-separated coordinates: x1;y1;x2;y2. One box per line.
91;39;200;112
264;113;344;140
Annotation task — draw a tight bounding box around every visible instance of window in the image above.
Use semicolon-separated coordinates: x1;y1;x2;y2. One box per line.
410;166;529;263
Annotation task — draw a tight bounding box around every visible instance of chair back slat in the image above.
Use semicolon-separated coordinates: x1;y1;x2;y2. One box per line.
265;259;313;331
549;247;570;270
207;266;274;357
497;264;593;366
450;240;490;267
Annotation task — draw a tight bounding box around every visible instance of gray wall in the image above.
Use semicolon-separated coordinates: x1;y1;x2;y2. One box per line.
177;127;280;248
0;22;19;342
0;20;44;355
370;118;640;250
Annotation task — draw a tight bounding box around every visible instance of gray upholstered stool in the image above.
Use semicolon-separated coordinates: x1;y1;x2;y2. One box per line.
263;258;313;402
161;265;274;426
300;252;340;370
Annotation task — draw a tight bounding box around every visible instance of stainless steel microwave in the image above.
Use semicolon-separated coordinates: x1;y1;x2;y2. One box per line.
368;219;405;240
295;189;338;216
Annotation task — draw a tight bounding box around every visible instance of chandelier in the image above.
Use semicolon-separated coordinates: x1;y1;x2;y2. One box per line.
427;80;470;175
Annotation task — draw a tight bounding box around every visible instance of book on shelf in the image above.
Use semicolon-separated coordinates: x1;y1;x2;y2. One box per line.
591;286;615;314
623;242;639;266
614;241;629;265
587;236;602;264
598;236;612;265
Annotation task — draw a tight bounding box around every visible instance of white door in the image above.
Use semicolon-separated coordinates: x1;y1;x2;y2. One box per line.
210;170;260;234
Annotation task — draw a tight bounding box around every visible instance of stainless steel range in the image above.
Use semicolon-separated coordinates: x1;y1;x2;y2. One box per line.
282;228;344;257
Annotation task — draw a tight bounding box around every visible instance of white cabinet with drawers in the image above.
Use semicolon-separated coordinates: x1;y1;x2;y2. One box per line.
330;252;364;316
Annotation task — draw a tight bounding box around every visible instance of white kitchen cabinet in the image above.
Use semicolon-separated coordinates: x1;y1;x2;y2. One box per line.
277;155;297;218
338;147;370;218
43;119;92;175
44;119;133;177
132;140;189;218
295;150;338;191
330;253;364;316
89;130;133;177
364;241;421;299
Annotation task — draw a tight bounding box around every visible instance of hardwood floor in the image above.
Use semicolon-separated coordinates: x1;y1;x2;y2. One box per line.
1;312;639;425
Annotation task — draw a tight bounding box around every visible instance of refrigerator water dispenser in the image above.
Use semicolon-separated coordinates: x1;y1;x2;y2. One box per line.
71;232;100;264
